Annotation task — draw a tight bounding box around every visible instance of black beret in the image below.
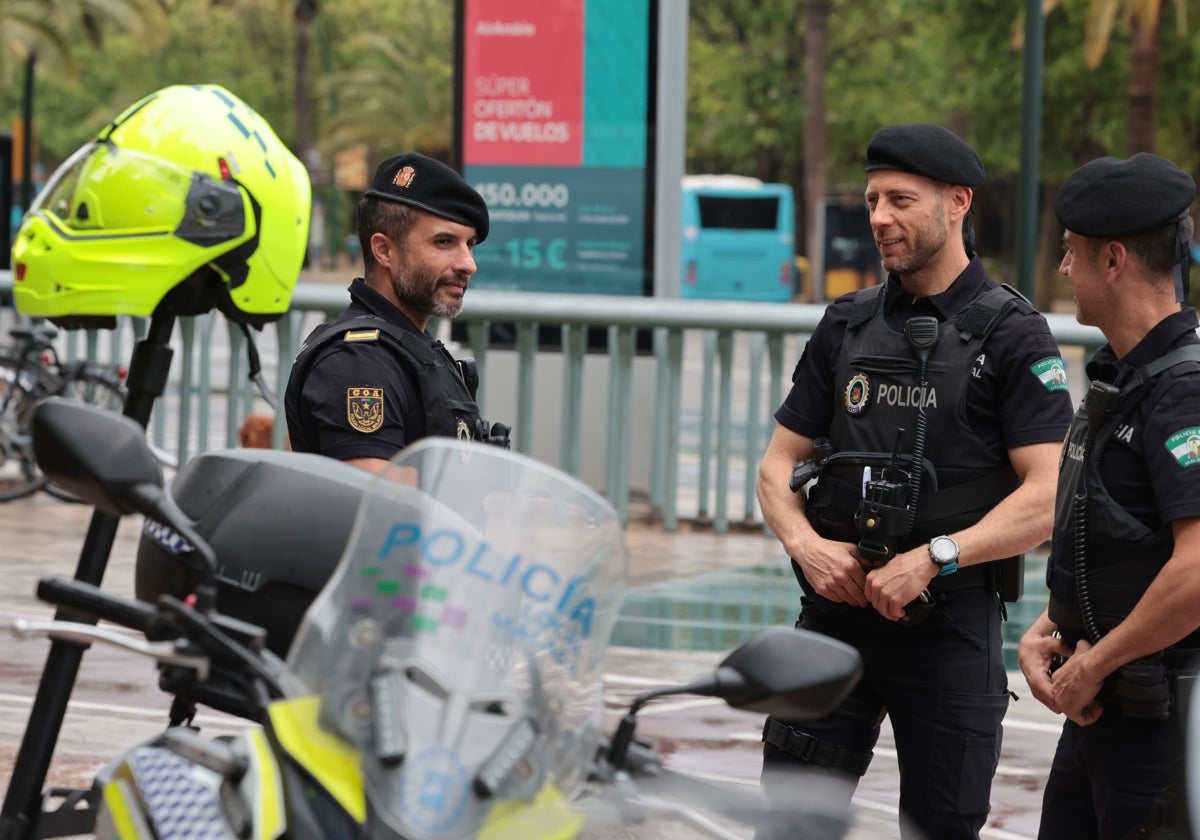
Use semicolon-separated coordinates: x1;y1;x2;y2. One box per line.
364;153;489;243
864;123;985;187
1054;153;1196;238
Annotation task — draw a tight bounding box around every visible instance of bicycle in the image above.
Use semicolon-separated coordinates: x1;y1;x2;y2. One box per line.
0;322;128;502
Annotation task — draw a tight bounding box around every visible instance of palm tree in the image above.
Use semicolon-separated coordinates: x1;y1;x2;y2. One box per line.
316;0;454;163
1;0;168;206
1037;0;1186;154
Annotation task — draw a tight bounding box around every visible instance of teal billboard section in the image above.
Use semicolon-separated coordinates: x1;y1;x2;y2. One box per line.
468;164;645;296
582;0;649;167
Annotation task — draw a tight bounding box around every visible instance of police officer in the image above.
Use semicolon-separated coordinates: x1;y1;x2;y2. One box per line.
285;152;507;471
1018;153;1200;840
756;123;1074;838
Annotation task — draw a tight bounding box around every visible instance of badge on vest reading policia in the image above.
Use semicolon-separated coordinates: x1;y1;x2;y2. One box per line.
347;387;385;433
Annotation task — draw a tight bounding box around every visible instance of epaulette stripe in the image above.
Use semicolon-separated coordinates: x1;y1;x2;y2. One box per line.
343;329;381;342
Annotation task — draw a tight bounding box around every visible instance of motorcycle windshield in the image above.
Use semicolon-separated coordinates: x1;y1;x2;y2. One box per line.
286;438;627;839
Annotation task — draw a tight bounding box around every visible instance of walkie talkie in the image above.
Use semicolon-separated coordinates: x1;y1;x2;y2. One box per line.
855;427;912;563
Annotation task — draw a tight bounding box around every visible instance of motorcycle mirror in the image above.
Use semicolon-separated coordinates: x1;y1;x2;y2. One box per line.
33;397;163;516
604;627;862;773
33;398;222;612
679;626;862;719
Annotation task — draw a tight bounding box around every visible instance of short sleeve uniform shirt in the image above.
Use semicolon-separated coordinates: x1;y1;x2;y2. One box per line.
288;278;431;460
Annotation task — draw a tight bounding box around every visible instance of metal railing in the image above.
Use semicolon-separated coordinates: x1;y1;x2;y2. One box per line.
0;269;1106;531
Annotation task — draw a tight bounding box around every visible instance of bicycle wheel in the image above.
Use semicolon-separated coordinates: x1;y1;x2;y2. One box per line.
42;367;130;503
0;357;50;502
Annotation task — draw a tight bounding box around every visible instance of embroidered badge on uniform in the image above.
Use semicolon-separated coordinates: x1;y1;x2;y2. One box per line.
347;387;385;433
844;373;870;415
1166;427;1200;467
1031;357;1069;392
456;419;471;440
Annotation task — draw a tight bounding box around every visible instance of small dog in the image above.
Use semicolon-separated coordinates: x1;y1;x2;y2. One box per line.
238;413;288;450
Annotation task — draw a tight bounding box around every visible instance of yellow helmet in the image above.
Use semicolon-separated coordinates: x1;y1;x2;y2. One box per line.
11;84;311;328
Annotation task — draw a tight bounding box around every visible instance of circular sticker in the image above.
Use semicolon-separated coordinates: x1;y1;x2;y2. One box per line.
844;373;871;416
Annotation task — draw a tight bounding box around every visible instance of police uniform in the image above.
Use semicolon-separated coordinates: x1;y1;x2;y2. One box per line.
760;124;1075;838
284;278;484;458
1037;154;1200;839
283;152;494;460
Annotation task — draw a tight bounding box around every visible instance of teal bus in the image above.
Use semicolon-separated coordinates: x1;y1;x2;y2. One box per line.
680;175;796;302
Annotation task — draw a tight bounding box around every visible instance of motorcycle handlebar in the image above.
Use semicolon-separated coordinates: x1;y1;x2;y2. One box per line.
37;576;154;632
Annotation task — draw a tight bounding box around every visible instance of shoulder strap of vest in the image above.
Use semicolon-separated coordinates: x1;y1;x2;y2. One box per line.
954;283;1026;342
291;315;472;397
1140;344;1200;379
846;283;887;330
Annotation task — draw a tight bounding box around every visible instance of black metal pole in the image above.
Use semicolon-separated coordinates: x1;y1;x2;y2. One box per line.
0;313;176;840
1015;0;1045;301
20;53;35;212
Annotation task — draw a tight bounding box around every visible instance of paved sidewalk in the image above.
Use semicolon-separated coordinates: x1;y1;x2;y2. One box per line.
0;491;1055;839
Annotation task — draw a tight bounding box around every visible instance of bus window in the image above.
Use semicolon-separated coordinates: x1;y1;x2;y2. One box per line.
681;176;795;302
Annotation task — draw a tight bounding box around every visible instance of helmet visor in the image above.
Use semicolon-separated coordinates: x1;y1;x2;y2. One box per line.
32;141;243;240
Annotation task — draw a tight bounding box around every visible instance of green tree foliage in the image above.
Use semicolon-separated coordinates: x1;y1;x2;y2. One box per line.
4;0;1200;299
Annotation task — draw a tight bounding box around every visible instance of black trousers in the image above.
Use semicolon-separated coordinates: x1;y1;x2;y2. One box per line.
1039;711;1183;840
760;588;1009;840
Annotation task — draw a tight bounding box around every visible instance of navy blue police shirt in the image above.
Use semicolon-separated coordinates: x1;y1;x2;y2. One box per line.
1081;307;1200;528
778;258;1074;464
287;278;428;460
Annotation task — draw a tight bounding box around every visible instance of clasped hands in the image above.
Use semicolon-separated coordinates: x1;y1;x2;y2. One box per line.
793;536;934;622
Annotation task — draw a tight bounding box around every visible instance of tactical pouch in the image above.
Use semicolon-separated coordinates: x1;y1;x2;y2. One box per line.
997;554;1024;603
1109;658;1171;720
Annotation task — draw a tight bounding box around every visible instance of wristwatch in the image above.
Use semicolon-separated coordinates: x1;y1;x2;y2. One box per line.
928;535;959;577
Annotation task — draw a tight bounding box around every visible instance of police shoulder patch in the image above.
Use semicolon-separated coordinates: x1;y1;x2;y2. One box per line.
1166;427;1200;467
1030;357;1069;392
347;387;385;433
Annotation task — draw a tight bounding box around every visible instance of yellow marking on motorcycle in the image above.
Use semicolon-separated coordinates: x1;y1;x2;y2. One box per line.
268;696;366;822
478;782;586;840
343;329;380;342
102;779;151;839
245;728;286;838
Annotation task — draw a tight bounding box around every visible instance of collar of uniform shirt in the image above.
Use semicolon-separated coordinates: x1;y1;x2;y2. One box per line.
882;255;989;322
1086;306;1200;382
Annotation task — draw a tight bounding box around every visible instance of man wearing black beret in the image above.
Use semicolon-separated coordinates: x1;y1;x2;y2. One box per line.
1020;152;1200;839
285;152;509;468
757;123;1073;838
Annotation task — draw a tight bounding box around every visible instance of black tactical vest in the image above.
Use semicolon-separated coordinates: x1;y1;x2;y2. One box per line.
806;282;1023;548
1047;345;1200;642
287;315;484;445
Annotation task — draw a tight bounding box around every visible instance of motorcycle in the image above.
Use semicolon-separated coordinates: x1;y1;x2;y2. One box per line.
7;397;865;839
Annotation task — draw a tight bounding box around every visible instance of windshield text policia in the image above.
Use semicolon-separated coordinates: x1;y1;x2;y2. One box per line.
376;522;597;638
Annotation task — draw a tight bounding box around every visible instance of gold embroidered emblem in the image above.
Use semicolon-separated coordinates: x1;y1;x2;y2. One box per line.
456;419;471;440
393;166;416;188
347;387;384;433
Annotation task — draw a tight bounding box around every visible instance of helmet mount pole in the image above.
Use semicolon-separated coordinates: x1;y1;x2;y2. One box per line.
0;311;177;840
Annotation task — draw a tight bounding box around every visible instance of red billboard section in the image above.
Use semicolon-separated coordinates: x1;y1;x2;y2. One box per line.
463;0;583;166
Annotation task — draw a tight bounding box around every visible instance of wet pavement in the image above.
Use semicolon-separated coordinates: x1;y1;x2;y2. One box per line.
0;491;1057;839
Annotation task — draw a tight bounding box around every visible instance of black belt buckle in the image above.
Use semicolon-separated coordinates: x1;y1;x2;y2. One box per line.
900;589;935;625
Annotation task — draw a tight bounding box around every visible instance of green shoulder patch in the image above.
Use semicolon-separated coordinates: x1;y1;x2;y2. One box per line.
1166;427;1200;467
1030;357;1069;392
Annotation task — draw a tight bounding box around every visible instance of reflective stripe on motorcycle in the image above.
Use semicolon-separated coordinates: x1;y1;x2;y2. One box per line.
244;727;287;839
100;777;155;839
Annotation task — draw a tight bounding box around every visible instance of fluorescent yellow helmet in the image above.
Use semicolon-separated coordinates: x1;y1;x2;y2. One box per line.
11;84;311;328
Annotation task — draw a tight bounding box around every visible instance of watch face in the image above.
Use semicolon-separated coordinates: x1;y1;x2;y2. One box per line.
931;537;958;564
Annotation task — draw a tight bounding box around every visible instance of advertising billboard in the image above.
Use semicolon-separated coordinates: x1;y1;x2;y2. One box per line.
456;0;654;297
